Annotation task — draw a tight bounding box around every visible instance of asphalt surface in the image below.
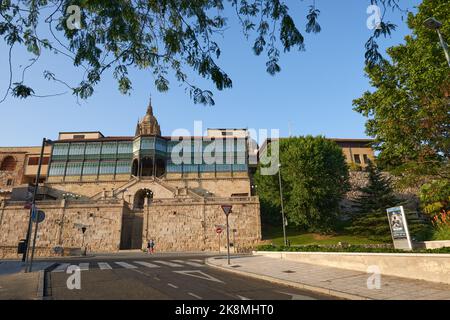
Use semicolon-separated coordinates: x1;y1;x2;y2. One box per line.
42;254;333;300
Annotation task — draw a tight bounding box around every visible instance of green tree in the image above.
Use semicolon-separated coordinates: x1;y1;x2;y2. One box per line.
347;162;433;242
346;162;400;241
353;0;450;187
254;136;350;233
0;0;404;104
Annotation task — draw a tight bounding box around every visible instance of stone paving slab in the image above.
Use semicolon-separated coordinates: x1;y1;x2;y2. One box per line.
206;255;450;300
0;272;40;300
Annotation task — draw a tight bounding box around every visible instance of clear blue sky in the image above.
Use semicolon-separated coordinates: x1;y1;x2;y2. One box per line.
0;0;421;147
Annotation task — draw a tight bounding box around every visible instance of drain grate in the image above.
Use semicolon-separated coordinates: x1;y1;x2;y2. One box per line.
282;270;296;273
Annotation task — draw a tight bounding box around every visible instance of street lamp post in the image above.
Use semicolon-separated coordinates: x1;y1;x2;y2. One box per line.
277;163;287;246
424;17;450;67
23;137;52;271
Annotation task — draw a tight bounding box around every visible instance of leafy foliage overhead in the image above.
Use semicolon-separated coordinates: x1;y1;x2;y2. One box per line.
353;0;450;187
0;0;404;104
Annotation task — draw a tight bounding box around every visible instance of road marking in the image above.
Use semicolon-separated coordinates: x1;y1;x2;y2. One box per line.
189;259;203;263
188;292;202;299
133;261;160;268
276;291;317;300
154;260;183;267
98;262;112;270
172;260;203;267
115;262;137;269
173;270;224;283
237;295;251;300
168;283;178;289
79;263;89;271
52;263;70;273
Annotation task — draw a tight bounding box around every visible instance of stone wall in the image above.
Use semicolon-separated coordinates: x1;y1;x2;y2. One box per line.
0;199;124;259
0;195;261;258
341;171;420;214
142;197;261;252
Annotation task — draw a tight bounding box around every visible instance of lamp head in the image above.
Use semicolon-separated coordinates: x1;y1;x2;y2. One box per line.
424;17;442;30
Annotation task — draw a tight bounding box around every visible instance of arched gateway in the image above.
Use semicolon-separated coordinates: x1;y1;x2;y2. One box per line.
120;189;153;250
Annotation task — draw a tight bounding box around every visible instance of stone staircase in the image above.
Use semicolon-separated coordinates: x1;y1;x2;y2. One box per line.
89;176;139;200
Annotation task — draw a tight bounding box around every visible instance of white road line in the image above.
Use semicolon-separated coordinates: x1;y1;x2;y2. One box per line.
183;261;204;267
168;283;178;289
133;261;160;268
115;262;137;269
79;263;89;271
154;260;183;267
98;262;112;270
188;292;202;299
52;263;70;272
189;259;203;263
172;260;203;267
237;295;251;300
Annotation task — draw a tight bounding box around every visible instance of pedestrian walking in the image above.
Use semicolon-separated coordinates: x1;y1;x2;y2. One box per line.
149;239;155;254
146;239;152;254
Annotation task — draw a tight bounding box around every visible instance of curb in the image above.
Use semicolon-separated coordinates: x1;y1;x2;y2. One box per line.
36;263;57;300
205;257;371;300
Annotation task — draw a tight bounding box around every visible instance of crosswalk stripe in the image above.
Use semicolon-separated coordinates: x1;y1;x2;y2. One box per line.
133;261;160;268
184;261;204;267
115;261;137;269
154;260;183;267
190;259;203;263
52;263;70;272
188;292;203;299
79;263;89;271
98;262;112;270
172;260;203;267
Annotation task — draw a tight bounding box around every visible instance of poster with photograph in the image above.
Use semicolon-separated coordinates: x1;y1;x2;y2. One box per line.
386;206;412;250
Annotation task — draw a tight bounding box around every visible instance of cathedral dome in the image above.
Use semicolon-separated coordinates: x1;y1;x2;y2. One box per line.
135;100;161;136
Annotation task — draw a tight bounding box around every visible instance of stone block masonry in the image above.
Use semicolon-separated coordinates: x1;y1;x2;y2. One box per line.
0;196;261;258
0;199;124;259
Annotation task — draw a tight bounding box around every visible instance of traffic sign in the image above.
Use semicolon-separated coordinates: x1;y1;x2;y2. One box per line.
31;210;45;223
216;227;223;234
221;204;232;216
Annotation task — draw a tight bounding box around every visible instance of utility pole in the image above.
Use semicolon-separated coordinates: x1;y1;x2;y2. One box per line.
23;137;50;271
278;163;287;246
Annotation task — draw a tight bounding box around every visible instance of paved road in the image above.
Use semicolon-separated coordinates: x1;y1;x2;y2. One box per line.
43;254;333;300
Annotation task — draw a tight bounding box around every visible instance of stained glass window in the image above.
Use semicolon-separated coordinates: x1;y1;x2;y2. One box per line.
99;161;115;175
85;142;101;159
65;162;83;176
68;143;85;156
116;160;131;174
51;143;69;160
101;142;117;159
216;164;232;172
183;164;198;173
82;161;99;175
48;162;66;176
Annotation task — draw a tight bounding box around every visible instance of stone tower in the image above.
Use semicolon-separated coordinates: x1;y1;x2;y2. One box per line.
135;100;161;136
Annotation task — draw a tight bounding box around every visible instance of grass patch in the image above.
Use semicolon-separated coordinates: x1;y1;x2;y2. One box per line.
262;224;385;246
256;244;450;254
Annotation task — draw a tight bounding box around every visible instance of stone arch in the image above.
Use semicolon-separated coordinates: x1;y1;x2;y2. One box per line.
0;156;16;171
133;188;153;209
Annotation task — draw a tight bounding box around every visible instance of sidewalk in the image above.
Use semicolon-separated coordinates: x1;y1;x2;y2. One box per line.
206;255;450;300
0;261;55;299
